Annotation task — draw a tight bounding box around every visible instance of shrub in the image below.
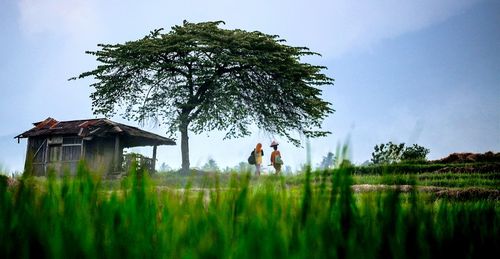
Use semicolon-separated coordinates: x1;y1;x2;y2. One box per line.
372;142;430;164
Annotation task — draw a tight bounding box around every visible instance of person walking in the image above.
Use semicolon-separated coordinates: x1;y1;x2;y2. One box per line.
270;141;283;175
254;143;264;176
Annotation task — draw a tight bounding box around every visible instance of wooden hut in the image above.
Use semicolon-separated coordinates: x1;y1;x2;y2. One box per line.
16;117;175;176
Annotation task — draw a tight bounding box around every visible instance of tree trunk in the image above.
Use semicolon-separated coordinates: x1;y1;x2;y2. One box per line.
180;121;190;174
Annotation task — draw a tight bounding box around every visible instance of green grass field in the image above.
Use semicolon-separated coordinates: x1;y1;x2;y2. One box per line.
1;163;499;258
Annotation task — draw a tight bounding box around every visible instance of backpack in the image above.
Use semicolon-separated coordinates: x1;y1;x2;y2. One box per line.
248;150;256;165
275;155;283;165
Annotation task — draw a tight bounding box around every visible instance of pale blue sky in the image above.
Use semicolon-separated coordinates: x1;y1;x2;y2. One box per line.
1;0;499;172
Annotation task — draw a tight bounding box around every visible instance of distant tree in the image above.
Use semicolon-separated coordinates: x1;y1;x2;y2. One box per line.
284;165;293;175
360;160;372;166
159;162;172;172
338;159;353;168
202;158;219;172
237;161;251;172
71;21;334;174
221;166;233;173
318;152;335;169
371;142;429;164
401;144;430;162
371;142;405;164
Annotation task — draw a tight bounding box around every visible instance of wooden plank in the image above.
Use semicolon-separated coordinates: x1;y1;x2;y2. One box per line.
114;135;120;171
44;138;49;176
81;140;86;162
152;145;157;173
32;138;47;161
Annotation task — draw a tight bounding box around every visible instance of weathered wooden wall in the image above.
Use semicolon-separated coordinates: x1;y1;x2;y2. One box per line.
84;137;122;174
24;135;123;176
25;137;47;176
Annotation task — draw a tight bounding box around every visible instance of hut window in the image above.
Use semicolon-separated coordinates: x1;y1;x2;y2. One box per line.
62;137;83;161
63;137;82;145
48;145;62;162
62;146;82;161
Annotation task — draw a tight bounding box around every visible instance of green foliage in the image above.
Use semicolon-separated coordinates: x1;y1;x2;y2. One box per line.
71;20;334;171
372;142;429;164
354;162;499;175
317;151;335;170
1;164;498;258
202;158;219;172
158;162;172;172
401;144;430;161
351;162;500;189
371;142;405;164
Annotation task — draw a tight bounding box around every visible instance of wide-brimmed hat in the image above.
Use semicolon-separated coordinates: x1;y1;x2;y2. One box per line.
270;140;279;147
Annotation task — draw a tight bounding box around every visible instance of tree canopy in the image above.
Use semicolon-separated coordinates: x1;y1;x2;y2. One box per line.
318;152;336;170
71;21;334;172
371;142;430;164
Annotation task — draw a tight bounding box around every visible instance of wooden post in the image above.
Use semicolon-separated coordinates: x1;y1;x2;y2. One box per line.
81;140;85;160
44;139;49;176
152;145;157;173
24;138;32;176
114;136;120;172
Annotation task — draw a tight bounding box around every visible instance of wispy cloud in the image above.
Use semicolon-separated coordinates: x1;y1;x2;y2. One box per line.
18;0;99;39
17;0;481;57
251;0;484;58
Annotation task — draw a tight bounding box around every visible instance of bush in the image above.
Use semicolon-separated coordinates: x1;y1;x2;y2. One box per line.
401;144;430;161
372;142;429;164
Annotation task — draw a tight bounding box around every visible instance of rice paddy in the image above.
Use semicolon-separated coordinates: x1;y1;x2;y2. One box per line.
0;162;498;258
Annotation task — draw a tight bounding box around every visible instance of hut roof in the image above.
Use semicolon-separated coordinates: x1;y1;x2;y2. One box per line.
16;117;175;148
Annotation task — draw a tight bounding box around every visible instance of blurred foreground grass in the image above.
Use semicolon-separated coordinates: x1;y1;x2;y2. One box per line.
1;163;498;258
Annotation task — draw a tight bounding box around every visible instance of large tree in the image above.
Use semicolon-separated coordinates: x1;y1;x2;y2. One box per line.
71;21;334;173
